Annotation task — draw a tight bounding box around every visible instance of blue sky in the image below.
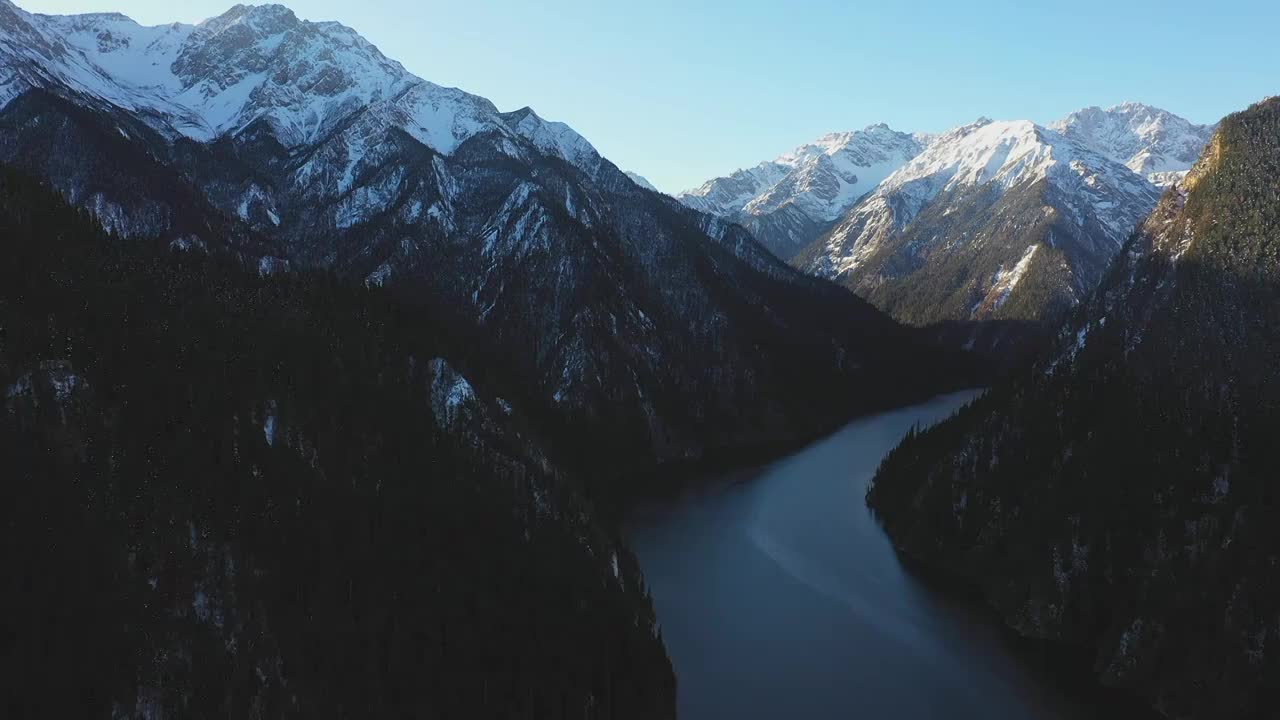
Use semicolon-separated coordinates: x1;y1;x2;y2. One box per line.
18;0;1280;192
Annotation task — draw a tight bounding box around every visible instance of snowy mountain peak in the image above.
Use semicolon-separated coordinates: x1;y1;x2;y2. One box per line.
799;125;883;154
1049;102;1213;185
826;118;1072;235
1111;100;1160;113
804;115;1162;308
500;106;601;172
848;117;1156;238
54;10;133;23
1054;102;1184;133
775;122;918;167
938;116;994;141
624;172;659;192
677;123;928;253
198;3;299;32
0;1;608;176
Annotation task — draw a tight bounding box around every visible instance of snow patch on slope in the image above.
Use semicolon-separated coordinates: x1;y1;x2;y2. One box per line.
428;357;478;429
980;244;1039;315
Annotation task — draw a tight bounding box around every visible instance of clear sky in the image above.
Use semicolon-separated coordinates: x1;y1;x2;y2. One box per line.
16;0;1280;192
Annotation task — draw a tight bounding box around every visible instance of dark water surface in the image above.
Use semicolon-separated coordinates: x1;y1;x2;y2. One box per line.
628;391;1150;720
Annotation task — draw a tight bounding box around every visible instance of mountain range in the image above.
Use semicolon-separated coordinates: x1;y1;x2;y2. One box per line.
683;104;1214;361
677;124;930;259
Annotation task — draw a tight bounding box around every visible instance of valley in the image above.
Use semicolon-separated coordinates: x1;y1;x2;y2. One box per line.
1;1;1275;718
629;391;1158;719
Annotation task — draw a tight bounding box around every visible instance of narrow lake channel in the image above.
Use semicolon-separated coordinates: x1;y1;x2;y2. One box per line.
628;390;1152;720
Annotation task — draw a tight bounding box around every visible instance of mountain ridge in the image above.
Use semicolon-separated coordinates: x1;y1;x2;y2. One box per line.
624;171;659;192
797;117;1161;329
785;105;1217;363
676;123;927;259
1049;101;1216;186
2;1;604;173
677;103;1210;303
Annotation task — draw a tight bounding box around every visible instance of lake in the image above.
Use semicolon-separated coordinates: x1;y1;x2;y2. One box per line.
628;390;1152;720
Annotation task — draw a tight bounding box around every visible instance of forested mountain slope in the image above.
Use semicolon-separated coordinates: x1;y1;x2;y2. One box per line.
867;98;1280;720
0;167;674;719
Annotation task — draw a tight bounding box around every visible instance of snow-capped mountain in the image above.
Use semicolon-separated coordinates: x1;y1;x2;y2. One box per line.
677;162;787;218
1049;102;1214;187
0;2;602;173
744;127;931;221
0;1;967;469
796;117;1161;354
624;171;659;192
677;125;928;259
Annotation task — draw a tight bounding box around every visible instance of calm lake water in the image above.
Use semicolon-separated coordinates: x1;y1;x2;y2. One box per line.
628;390;1152;720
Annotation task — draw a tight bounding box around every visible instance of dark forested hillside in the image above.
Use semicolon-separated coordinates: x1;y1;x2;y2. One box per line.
867;98;1280;719
0;84;978;499
0;167;673;719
